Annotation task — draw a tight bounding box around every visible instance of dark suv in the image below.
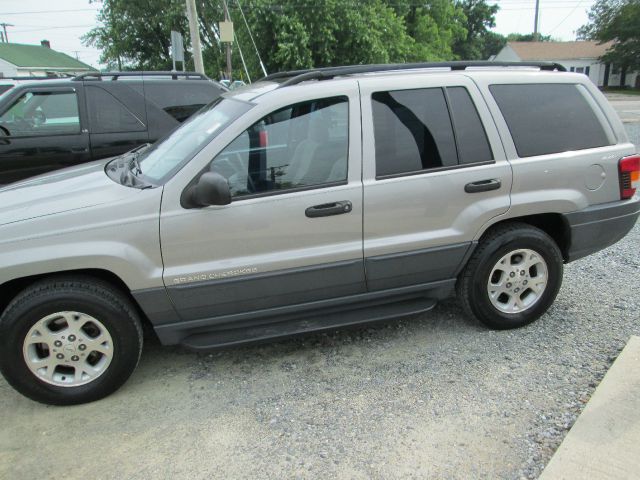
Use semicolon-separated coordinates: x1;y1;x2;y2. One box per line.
0;71;227;185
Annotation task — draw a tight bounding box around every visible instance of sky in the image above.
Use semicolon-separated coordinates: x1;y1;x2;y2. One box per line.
0;0;598;69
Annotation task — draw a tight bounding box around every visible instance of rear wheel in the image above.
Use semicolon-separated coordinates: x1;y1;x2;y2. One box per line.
457;223;563;329
0;276;143;405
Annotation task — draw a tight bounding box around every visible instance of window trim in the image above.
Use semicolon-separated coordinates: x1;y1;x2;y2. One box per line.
375;159;496;181
0;87;82;139
371;86;494;180
228;179;349;202
445;86;495;165
205;94;351;203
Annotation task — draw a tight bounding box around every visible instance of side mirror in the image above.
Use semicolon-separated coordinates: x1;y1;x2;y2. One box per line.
184;172;231;208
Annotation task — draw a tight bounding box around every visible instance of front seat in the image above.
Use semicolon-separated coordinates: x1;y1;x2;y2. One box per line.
281;112;328;186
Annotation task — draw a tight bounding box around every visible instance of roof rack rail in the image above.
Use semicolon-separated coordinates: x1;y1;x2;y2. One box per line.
262;61;566;88
1;74;74;81
72;71;210;81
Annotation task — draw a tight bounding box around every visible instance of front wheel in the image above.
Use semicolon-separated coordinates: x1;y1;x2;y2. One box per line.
457;223;564;329
0;276;143;405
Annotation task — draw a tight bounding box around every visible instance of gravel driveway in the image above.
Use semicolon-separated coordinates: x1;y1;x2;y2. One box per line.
1;119;639;480
1;228;639;479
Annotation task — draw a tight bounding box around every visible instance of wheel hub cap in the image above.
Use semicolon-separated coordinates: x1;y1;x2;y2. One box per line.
22;311;114;387
487;249;549;314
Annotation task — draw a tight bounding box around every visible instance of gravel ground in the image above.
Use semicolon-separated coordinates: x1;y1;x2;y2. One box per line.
1;226;639;479
0;124;638;480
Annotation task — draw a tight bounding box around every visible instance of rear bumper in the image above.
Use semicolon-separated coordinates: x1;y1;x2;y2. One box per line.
564;198;640;262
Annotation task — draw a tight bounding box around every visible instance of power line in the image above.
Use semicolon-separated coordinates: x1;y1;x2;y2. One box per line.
235;0;267;76
0;8;98;15
548;0;587;34
11;24;94;33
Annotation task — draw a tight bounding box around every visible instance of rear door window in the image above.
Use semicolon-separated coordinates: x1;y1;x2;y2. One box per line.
372;87;494;177
489;83;612;157
447;87;493;164
86;86;146;134
372;88;458;177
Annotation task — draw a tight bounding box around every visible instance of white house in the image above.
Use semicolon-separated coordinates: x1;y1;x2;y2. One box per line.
493;41;638;88
0;41;95;78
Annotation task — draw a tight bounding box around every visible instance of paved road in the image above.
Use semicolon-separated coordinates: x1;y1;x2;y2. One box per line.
605;93;640;147
606;93;640;124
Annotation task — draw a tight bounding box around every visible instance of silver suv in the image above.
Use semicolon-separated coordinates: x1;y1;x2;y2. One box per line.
1;61;638;405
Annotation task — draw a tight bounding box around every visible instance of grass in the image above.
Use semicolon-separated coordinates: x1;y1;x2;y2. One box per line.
603;87;640;96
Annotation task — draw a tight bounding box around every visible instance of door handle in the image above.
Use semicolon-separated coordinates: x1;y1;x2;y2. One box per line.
71;146;89;153
464;179;501;193
305;200;352;218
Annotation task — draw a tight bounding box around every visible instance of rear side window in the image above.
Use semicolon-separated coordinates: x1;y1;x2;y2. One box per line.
447;87;493;164
143;82;223;123
490;84;612;157
86;86;145;134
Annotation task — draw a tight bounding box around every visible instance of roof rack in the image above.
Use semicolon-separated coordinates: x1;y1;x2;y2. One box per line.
72;71;210;81
0;74;73;81
262;61;566;88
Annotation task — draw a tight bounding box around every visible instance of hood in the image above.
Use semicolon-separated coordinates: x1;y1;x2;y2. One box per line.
0;159;143;226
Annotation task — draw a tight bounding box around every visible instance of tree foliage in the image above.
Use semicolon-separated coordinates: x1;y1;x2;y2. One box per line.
452;0;501;60
578;0;640;70
506;33;552;42
83;0;513;79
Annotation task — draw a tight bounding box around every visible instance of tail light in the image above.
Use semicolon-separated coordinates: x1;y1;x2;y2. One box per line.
619;154;640;199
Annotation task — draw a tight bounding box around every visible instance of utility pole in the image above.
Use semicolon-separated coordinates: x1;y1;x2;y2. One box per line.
533;0;540;41
185;0;205;74
222;0;232;81
0;23;14;43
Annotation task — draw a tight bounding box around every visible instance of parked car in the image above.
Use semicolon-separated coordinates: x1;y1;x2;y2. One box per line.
0;71;227;185
0;61;638;405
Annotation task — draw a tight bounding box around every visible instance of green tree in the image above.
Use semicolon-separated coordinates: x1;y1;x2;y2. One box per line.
482;31;507;59
391;0;467;61
83;0;189;71
506;33;552;42
452;0;500;60
578;0;640;71
84;0;479;79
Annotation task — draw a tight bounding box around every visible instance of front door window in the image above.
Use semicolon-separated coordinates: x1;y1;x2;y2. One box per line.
0;91;80;137
210;96;349;198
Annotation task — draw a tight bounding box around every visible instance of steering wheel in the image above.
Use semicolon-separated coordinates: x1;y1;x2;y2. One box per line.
0;125;9;136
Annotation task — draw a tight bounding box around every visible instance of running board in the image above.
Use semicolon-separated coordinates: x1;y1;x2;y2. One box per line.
181;297;437;350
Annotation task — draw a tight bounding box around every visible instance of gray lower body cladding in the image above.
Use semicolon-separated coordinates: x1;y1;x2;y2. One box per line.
564;198;640;262
134;243;473;347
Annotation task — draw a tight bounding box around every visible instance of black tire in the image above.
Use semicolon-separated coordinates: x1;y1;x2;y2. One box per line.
0;276;143;405
457;223;563;329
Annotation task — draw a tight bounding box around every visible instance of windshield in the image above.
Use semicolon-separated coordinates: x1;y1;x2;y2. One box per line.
137;97;253;183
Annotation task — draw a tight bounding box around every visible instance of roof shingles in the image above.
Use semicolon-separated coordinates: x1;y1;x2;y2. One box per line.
508;41;614;61
0;43;94;71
